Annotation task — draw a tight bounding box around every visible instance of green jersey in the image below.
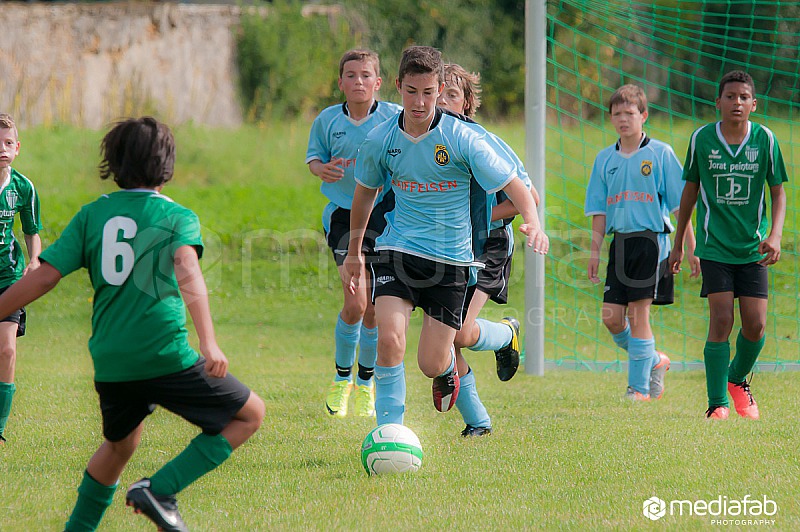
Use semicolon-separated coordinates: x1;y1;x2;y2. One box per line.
0;168;41;288
40;190;202;382
683;121;788;263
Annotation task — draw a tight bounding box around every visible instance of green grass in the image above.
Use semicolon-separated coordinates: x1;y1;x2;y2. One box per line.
2;122;800;530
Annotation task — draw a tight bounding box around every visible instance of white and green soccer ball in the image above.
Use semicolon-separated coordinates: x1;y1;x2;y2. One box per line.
361;423;423;475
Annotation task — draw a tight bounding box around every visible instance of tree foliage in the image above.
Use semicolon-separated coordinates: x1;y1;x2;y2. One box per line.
236;0;527;121
236;0;358;121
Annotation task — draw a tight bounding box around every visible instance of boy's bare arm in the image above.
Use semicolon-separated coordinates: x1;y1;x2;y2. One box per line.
491;185;541;221
502;177;548;254
174;245;228;378
758;183;786;265
309;158;345;183
682;220;701;277
344;184;379;294
23;233;42;273
669;181;700;273
0;262;61;319
588;214;606;284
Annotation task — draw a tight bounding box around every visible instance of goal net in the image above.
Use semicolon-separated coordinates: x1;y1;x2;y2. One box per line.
543;0;800;371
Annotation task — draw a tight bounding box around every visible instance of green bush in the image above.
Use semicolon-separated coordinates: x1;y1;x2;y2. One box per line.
235;0;527;122
236;0;358;121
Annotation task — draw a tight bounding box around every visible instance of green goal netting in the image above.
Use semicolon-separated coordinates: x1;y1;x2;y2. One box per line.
543;0;800;371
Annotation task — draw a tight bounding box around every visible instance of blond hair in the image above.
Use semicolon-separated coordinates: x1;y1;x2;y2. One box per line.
608;85;647;114
444;64;482;118
0;113;18;139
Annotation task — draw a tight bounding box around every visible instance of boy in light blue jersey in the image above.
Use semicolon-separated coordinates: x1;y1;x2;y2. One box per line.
345;46;548;427
585;85;699;401
438;64;541;437
306;49;402;419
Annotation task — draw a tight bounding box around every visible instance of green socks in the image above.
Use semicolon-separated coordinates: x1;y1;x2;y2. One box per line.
63;434;234;529
64;470;117;532
0;381;16;439
150;433;233;496
704;341;730;408
729;329;765;384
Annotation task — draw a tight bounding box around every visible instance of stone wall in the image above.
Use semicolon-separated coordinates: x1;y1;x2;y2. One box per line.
0;2;245;128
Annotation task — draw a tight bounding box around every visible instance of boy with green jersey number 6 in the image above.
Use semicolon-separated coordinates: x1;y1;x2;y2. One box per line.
0;117;265;531
0;113;42;444
669;71;787;420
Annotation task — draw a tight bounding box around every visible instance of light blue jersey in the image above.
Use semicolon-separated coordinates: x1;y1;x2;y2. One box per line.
584;134;684;260
306;100;402;209
486;132;532;258
487;132;532;229
355;109;516;266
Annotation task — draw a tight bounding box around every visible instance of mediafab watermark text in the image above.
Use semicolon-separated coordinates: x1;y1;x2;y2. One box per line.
643;495;777;524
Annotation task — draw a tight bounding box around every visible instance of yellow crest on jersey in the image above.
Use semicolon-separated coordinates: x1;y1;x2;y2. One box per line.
641;160;653;177
434;144;450;166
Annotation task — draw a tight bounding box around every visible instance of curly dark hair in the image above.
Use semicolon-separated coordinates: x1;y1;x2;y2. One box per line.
99;117;175;189
718;70;755;98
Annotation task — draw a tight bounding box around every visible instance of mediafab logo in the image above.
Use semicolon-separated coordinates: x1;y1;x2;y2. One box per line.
643;495;777;524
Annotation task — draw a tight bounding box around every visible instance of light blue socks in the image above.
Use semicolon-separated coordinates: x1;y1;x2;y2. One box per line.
612;322;631;351
357;325;378;386
628;337;656;394
469;319;513;352
334;316;361;381
374;363;405;425
455;369;491;429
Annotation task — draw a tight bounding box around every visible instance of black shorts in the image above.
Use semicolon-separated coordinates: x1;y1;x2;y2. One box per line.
0;284;26;337
95;359;251;442
474;226;513;304
604;231;674;306
700;259;769;299
324;193;395;267
370;250;469;330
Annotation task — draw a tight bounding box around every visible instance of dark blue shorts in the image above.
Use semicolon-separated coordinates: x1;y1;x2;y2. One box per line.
95;358;251;442
369;250;469;330
324;192;394;267
604;231;674;306
0;284;25;337
474;226;513;304
700;259;769;299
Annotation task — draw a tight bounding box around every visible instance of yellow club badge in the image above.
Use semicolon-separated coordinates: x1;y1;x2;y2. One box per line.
641;160;653;177
435;144;450;166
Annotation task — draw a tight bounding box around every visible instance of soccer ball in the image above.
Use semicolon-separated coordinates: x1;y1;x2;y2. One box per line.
361;423;423;475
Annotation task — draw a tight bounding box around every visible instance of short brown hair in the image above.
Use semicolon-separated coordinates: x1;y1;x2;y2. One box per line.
338;49;381;78
398;46;444;85
608;84;647;114
0;113;18;139
99;117;175;189
444;64;482;118
718;70;755;98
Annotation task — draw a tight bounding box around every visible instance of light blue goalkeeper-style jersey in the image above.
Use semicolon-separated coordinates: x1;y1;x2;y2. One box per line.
485;132;533;259
487;132;532;232
584;134;684;260
355;108;517;266
306;100;402;209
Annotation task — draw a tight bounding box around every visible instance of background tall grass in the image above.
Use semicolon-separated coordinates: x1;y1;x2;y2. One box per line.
2;122;798;530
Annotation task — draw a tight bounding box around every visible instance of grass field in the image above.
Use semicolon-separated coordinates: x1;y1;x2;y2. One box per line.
2;122;799;530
